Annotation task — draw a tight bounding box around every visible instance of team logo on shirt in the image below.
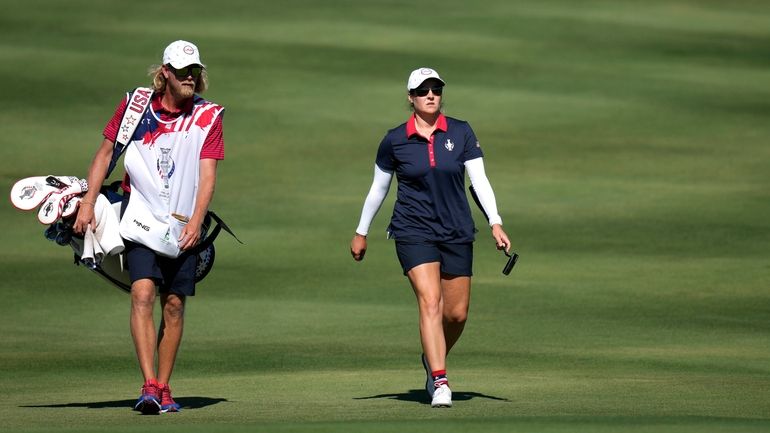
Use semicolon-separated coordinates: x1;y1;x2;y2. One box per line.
157;148;176;188
444;138;454;151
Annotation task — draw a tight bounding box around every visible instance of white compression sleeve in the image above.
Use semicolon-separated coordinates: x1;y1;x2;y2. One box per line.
465;157;503;226
355;164;393;236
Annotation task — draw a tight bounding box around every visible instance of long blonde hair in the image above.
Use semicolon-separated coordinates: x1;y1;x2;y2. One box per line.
148;64;208;94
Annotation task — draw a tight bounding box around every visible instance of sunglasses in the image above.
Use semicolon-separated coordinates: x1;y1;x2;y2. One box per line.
167;64;203;79
410;86;443;97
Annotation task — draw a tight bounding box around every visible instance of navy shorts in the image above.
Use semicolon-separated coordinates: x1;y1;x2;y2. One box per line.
124;241;197;296
121;193;196;296
395;240;473;276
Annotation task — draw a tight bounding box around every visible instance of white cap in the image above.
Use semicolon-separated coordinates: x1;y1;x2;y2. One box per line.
407;67;445;91
162;40;204;69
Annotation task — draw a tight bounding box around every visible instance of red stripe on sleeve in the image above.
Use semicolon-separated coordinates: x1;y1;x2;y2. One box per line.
200;115;224;160
102;97;128;142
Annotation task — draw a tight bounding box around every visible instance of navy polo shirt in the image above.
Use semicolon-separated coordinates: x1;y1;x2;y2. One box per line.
376;113;484;243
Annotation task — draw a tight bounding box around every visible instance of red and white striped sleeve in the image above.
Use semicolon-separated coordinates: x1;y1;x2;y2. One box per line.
200;114;224;160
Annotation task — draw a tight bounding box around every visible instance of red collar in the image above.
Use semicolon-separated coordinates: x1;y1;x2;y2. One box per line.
406;113;447;139
151;93;194;117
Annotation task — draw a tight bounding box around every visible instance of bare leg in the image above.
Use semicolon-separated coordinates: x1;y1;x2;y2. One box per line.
440;274;471;355
407;262;446;372
157;293;186;385
130;279;157;381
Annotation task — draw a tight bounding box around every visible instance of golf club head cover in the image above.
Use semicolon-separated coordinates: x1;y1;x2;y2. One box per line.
37;178;89;225
61;196;81;219
10;175;75;211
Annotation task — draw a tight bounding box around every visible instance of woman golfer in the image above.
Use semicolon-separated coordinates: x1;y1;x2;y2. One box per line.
350;67;511;408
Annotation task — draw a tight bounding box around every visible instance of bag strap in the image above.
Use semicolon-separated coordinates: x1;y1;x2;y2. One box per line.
106;87;154;178
192;211;244;254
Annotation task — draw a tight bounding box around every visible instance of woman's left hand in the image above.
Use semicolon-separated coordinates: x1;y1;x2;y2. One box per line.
491;224;511;253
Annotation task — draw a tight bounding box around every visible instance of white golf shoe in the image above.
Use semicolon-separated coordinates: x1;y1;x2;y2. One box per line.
431;384;452;408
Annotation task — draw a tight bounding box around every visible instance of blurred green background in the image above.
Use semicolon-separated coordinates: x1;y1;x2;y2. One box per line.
1;1;769;432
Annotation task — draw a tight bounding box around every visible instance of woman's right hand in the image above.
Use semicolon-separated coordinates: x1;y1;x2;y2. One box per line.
350;233;368;261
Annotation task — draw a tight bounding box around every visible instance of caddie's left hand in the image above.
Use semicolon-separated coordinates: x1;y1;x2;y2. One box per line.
491;224;511;253
178;221;202;251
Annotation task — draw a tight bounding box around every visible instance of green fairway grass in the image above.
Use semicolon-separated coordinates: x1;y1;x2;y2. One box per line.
2;1;769;432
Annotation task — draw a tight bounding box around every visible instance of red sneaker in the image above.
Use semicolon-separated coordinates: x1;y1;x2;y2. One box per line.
134;379;161;414
159;383;181;413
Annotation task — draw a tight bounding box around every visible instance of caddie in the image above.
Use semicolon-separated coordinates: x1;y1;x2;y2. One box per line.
73;40;225;414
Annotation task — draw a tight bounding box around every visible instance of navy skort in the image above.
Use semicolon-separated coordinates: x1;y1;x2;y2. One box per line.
395;240;473;276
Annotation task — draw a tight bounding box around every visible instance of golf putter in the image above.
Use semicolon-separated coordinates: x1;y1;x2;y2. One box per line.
502;250;518;275
469;185;519;275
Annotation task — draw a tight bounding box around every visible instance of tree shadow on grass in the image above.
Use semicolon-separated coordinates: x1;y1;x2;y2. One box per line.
21;396;227;410
354;389;509;405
